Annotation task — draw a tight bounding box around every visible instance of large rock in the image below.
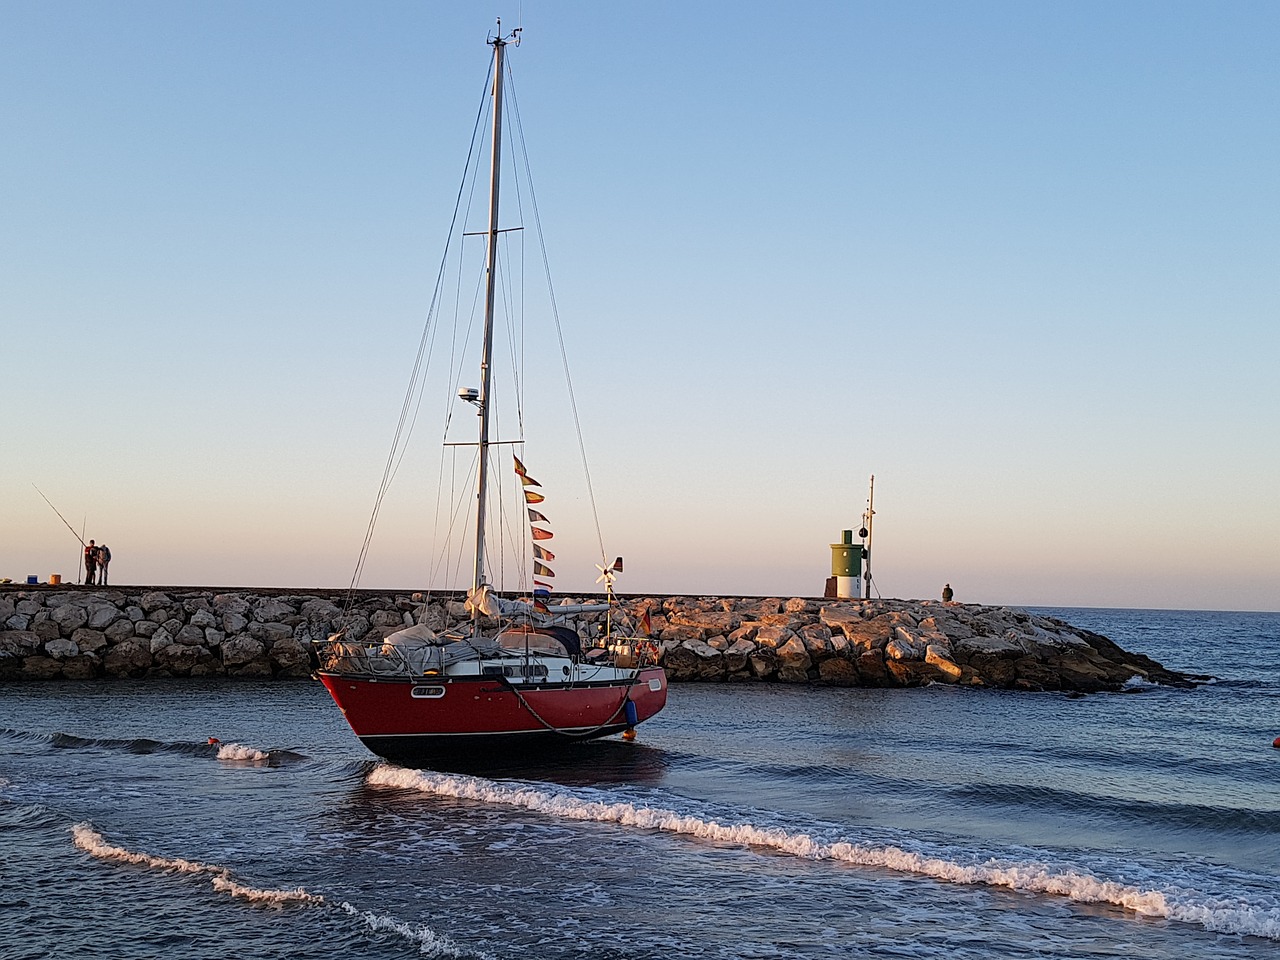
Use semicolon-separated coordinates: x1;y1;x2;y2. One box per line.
189;608;218;630
176;624;206;646
924;643;963;682
250;622;294;645
148;628;174;654
300;598;341;621
748;647;779;679
86;604;122;630
369;609;404;629
0;630;43;657
103;640;152;677
32;619;61;641
832;616;893;651
666;609;740;636
213;594;251;616
62;655;99;680
799;623;832;658
817;657;860;686
269;637;310;673
886;658;942;686
221;612;249;634
775;635;812;682
45;638;79;659
855;649;891;685
885;633;924;661
138;592;173;613
50;604;88;635
105;619;137;643
70;628;108;654
221;635;266;667
723;637;756;674
660;643;707;682
333;614;370;643
154;643;210;676
21;656;62;679
253;599;296;623
754;624;794;649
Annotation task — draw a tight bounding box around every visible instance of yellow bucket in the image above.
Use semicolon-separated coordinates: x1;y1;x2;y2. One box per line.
49;574;62;585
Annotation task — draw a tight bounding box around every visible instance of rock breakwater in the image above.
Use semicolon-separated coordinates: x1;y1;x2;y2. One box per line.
0;586;1193;691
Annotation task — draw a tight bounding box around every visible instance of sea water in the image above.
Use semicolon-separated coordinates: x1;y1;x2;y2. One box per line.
1;607;1277;959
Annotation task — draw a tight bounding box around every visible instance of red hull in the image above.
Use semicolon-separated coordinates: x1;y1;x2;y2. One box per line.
318;667;667;764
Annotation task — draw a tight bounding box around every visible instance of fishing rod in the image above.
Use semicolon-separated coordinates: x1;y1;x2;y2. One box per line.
32;484;87;548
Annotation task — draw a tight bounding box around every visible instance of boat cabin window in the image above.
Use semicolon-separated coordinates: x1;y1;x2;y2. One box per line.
480;664;550;679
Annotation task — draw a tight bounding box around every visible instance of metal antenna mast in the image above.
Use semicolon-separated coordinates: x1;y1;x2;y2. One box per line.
862;475;875;599
472;21;521;621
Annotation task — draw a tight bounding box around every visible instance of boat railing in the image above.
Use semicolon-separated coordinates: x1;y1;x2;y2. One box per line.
315;636;476;678
315;631;661;678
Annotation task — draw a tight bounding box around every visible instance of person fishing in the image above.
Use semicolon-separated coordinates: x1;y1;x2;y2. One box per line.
96;544;112;585
31;485;99;588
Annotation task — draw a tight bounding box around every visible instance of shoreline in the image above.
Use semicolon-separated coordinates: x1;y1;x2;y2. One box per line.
0;585;1199;691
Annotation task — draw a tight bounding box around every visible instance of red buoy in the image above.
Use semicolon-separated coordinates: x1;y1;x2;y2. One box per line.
1273;736;1280;749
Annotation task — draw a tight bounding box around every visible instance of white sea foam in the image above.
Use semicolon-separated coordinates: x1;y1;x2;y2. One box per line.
71;822;481;956
72;823;223;878
336;902;485;959
1122;675;1163;690
211;874;325;905
367;765;1280;941
73;822;322;904
216;742;273;763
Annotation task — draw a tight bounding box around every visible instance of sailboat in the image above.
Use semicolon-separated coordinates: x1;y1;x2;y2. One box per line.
313;26;667;765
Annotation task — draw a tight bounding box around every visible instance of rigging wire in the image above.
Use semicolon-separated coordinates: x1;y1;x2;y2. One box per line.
504;68;610;569
344;52;497;612
346;48;616;610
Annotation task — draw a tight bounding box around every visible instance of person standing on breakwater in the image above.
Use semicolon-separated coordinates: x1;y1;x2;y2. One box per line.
96;544;111;585
942;583;954;602
83;540;98;586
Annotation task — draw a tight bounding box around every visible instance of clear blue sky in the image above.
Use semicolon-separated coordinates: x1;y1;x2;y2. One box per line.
2;1;1277;611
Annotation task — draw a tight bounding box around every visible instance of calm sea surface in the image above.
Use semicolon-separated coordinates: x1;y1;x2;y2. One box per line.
2;607;1277;959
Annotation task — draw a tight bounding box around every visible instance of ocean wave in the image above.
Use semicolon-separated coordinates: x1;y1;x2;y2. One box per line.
28;730;309;766
366;765;1280;941
0;728;57;746
69;822;482;957
51;732;200;755
215;742;273;764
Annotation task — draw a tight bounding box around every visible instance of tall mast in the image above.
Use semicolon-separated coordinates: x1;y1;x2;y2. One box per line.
472;26;510;600
863;475;875;599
